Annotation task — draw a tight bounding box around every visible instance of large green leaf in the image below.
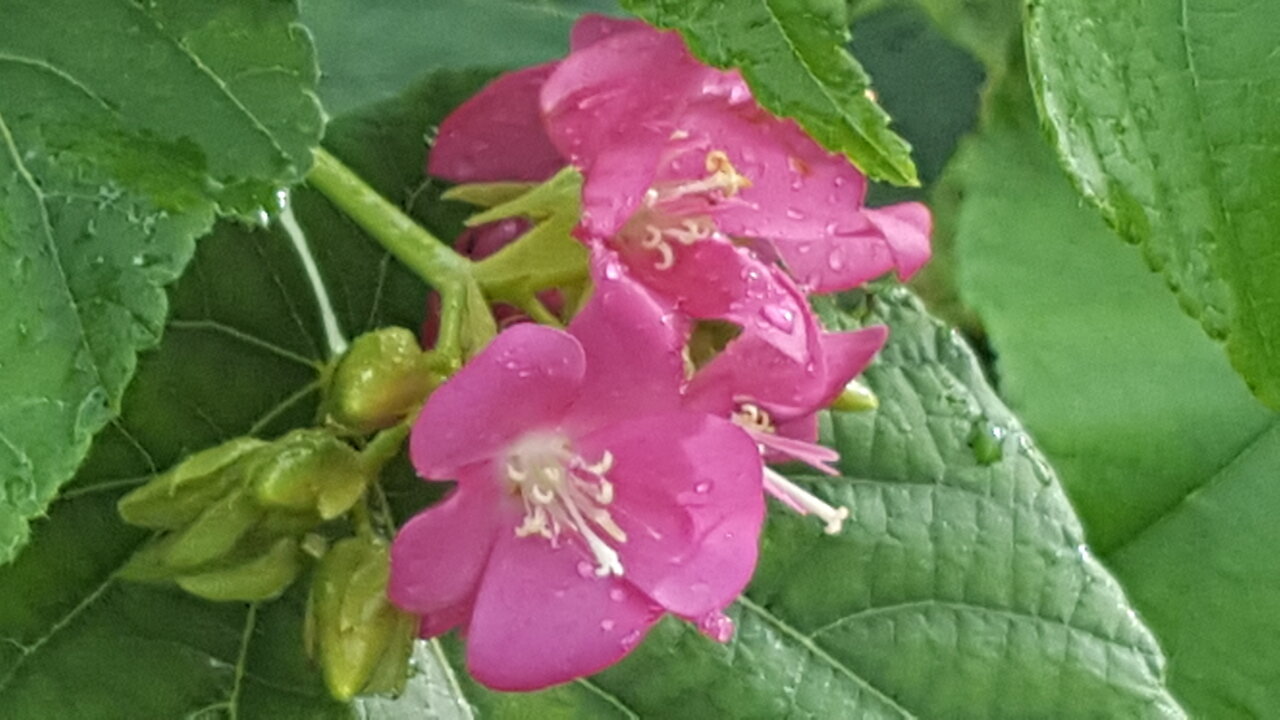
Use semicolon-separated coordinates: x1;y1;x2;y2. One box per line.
1024;0;1280;408
300;0;620;116
374;289;1183;718
0;0;324;563
956;69;1280;718
622;0;919;186
0;71;463;720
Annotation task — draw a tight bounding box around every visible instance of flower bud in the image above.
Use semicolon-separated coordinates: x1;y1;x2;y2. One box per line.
117;437;264;530
830;378;879;412
164;489;262;570
307;537;417;701
326;328;434;434
176;537;303;602
249;430;370;520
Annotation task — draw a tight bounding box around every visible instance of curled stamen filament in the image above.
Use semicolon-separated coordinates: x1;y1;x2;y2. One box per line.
763;467;849;535
506;443;628;576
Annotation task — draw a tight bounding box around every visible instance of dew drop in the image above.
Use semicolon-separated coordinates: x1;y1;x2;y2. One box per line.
609;588;626;602
758;305;796;333
697;611;735;643
694;481;712;494
828;248;847;271
576;560;596;579
600;619;616;632
620;630;643;651
785;208;805;220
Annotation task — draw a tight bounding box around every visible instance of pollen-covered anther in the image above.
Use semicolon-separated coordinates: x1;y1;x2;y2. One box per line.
732;402;775;435
504;434;628;577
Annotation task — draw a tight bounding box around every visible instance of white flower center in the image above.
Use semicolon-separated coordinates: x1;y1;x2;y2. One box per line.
503;432;627;577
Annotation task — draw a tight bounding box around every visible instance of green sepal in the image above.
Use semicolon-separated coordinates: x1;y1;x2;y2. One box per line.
175;537;303;602
163;489;262;570
462;168;589;302
249;430;371;520
325;327;435;435
308;537;418;701
441;181;539;208
117;437;265;530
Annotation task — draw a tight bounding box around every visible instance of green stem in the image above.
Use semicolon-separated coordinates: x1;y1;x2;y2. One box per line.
307;148;481;367
307;148;469;287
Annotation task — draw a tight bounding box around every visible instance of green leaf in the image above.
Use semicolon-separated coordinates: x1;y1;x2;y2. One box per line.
622;0;919;186
0;0;324;563
1024;0;1280;408
956;66;1280;718
379;291;1182;718
300;0;621;116
0;68;487;719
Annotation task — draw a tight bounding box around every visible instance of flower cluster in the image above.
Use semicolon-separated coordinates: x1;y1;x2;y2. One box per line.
390;16;931;691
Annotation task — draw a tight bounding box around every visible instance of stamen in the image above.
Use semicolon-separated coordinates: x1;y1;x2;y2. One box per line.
504;435;627;576
763;467;850;535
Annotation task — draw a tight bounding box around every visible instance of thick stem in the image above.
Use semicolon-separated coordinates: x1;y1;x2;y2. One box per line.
307;148;470;287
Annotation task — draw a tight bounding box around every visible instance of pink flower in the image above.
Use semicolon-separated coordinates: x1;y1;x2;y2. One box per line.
684;274;887;532
428;16;930;360
390;255;765;690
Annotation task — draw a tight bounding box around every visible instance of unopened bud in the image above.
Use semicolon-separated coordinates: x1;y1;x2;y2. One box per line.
164;489;262;570
326;328;433;434
307;537;417;701
250;430;370;520
176;537;303;602
118;437;264;530
830;378;879;412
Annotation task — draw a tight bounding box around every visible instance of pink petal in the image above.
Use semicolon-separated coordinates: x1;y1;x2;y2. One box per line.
615;236;810;362
570;14;648;50
562;250;687;431
419;599;472;639
687;319;885;421
576;413;764;618
864;202;933;281
410;324;584;478
775;228;898;293
428;64;565;183
665;99;871;243
388;479;508;616
465;531;660;691
541;27;711;236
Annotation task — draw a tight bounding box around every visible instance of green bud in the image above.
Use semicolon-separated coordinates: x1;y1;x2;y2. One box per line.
308;537;417;701
250;430;370;520
118;536;184;583
830;379;880;412
164;489;262;570
326;328;433;434
118;437;264;530
176;537;302;602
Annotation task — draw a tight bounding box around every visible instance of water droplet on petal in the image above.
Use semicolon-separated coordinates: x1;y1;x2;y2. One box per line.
621;630;643;651
600;619;616;631
785;208;805;220
697;611;735;643
828;248;847;271
609;588;626;602
759;305;796;333
694;481;712;494
576;560;596;579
